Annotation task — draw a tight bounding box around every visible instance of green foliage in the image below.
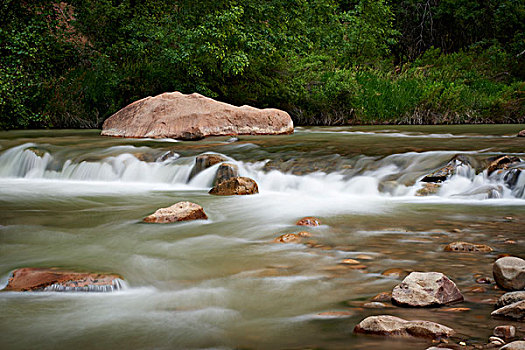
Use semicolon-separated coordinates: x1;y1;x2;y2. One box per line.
0;0;524;129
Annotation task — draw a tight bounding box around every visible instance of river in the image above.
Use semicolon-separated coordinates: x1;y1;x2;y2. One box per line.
0;125;523;349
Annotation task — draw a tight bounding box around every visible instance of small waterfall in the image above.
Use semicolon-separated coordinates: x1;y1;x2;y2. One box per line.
42;278;126;292
0;143;523;200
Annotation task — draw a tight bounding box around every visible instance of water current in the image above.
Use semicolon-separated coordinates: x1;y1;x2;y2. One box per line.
0;125;524;349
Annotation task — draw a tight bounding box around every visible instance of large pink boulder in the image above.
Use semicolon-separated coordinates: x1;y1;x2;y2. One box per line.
101;92;294;140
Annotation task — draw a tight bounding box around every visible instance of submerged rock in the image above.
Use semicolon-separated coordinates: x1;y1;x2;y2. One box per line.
296;217;321;226
353;315;454;339
101;91;294;140
209;177;258;195
444;241;493;253
3;268;123;292
392;272;464;307
491;300;525;320
215;163;239;185
497;291;525;308
421;155;470;183
371;292;392;302
382;268;411;279
273;232;311;243
416;183;441;196
493;256;525;291
143;201;208;223
188;154;228;180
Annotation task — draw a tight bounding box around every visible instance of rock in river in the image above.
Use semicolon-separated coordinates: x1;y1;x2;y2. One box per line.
493;256;525;291
487;155;522;176
518;130;525;137
497;291;525;308
444;241;493;253
209;177;258;195
296;217;321;226
353;315;454;339
493;325;516;339
3;268;123;292
501;341;525;350
491;300;525;321
101;91;294;140
392;272;464;307
215;163;239;185
143;201;208;223
421;155;470;183
188;154;228;180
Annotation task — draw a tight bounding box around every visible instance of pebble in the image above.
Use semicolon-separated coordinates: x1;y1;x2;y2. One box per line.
494;325;516;339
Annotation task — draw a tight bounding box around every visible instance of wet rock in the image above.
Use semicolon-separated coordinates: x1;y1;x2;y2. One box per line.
416;183;441;196
215;163;239;185
157;150;179;162
296;217;321;226
189;154;227;180
500;341;525;350
273;232;311;243
382;268;410;279
497;291;525;308
371;292;392;302
487;156;522;176
363;302;388;308
490;336;506;346
493;325;516;339
392;272;464;307
3;268;123;292
518;130;525;137
341;259;360;265
143;201;208;223
421;155;470;183
209;177;258;196
491;300;525;320
493;257;525;291
101;91;293;140
476;277;493;284
444;242;493;253
355;254;374;260
353;315;454;339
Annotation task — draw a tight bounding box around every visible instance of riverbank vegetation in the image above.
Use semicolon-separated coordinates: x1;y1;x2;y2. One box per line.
1;0;524;129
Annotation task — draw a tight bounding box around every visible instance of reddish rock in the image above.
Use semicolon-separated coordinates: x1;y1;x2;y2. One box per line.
487;155;522;175
444;241;493;253
3;268;123;292
296;217;321;226
518;130;525;137
341;259;360;265
493;256;525;291
353;315;454;339
143;201;207;223
371;292;392;302
381;268;410;279
273;232;311;243
208;176;258;195
416;183;441;196
101;92;294;140
392;272;464;307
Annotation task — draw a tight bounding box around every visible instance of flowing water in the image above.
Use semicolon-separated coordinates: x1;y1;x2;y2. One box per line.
0;125;524;350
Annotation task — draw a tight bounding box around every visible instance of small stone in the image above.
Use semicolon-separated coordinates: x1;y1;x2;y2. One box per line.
274;233;303;244
392;272;464;307
382;268;410;279
491;300;525;320
497;291;525;308
143;201;208;223
296;217;321;226
489;336;505;346
505;240;517;244
209;176;259;196
353;315;455;339
356;254;374;260
500;341;525;350
494;325;516;339
363;302;387;308
416;183;441;196
341;259;360;265
371;292;392;302
493;256;525;291
444;241;493;253
476;277;493;284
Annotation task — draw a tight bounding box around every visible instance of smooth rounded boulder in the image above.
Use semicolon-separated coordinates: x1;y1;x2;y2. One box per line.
143;201;208;223
101;92;294;140
209;177;258;196
392;272;464;307
353;315;454;339
493;256;525;291
501;341;525;350
3;268;123;292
